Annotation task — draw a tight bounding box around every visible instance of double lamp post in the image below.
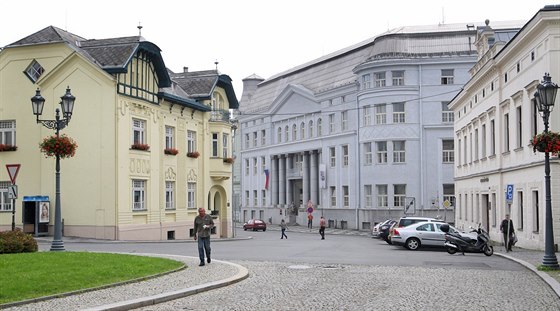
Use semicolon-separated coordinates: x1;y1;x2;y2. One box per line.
534;73;559;269
31;87;75;251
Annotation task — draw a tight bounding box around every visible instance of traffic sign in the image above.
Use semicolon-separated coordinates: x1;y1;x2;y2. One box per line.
8;185;17;199
6;164;21;184
506;184;514;204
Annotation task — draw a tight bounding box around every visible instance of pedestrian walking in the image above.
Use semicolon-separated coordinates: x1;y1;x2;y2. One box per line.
194;208;214;266
319;216;326;240
280;219;288;239
307;213;313;229
500;214;515;252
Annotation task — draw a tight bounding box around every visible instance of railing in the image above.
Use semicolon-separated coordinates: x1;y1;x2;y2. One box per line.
210;109;230;122
0;203;12;211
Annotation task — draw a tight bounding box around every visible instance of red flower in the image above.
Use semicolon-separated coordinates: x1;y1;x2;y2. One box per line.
39;134;77;159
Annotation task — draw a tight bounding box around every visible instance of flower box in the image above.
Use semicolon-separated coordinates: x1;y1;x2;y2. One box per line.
0;144;17;152
164;148;179;155
530;131;560;155
187;151;200;158
39;134;77;158
223;157;234;164
131;143;150;151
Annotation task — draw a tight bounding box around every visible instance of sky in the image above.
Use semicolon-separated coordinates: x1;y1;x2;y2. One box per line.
1;1;555;100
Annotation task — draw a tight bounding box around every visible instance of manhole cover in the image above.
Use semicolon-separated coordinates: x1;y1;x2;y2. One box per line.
288;265;312;270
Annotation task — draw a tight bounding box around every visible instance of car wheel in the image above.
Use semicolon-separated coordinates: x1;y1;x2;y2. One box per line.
446;247;457;255
263;228;266;232
244;228;247;231
405;238;420;250
483;245;493;256
253;228;256;231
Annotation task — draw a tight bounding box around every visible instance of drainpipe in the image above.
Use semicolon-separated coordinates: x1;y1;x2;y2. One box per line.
419;64;425;216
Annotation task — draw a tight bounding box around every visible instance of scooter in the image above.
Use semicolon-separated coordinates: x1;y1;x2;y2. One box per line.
441;223;493;256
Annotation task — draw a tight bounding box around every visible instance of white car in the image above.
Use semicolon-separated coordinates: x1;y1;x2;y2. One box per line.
391;221;477;250
371;219;393;238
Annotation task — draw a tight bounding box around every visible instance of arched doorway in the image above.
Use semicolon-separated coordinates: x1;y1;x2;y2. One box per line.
207;185;229;238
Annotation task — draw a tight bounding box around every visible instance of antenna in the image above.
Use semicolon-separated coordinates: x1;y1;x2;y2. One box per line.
137;22;143;36
215;60;219;71
441;7;445;25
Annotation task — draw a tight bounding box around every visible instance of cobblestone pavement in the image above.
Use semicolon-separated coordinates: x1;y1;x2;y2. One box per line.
137;260;560;311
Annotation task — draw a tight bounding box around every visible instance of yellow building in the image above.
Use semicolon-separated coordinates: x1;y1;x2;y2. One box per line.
0;26;238;240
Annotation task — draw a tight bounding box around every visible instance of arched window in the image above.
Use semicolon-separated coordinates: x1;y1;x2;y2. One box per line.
292;124;297;141
277;127;282;143
285;126;289;142
300;122;305;140
309;120;314;138
317;118;323;136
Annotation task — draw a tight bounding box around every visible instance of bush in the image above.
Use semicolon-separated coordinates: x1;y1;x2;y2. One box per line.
0;229;38;254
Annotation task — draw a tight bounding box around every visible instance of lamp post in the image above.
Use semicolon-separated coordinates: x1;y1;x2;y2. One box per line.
534;73;559;269
31;87;75;251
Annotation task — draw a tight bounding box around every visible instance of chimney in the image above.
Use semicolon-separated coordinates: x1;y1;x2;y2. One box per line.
183;67;188;73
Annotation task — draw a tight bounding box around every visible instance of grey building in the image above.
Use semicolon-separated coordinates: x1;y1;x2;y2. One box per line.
236;21;522;230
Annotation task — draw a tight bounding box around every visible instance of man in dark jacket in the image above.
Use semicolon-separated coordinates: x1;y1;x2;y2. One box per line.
194;208;214;266
500;214;515;252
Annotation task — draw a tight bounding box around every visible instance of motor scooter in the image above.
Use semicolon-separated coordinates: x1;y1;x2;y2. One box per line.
441;223;493;256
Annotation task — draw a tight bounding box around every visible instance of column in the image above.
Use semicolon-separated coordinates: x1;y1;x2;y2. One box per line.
310;150;318;207
279;155;286;206
271;156;278;206
303;152;309;206
286;155;292;206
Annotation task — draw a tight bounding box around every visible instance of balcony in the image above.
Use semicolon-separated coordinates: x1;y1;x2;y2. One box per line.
210;109;230;122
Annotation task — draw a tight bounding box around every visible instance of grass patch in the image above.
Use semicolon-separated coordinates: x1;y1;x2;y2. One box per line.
537;264;560;272
0;252;184;304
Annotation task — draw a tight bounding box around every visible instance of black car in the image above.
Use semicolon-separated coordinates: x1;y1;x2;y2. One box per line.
379;220;397;241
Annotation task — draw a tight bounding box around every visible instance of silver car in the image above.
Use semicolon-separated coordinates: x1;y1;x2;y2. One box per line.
391;221;476;250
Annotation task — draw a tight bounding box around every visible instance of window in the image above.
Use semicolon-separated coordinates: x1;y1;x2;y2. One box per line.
377;185;388;207
253;190;258;206
25;60;44;82
341;111;348;130
329;147;336;167
364;185;373;207
132;180;146;210
187;182;196;209
317;118;322;136
442;102;454;123
277;127;282;143
441;69;454;85
0;121;16;146
531;99;538;138
0;181;13;211
300;122;305;140
292;124;297;141
223;133;229;158
518;191;524;230
187;130;197;153
375;104;387;124
285;126;289;142
132;119;146;144
329;114;336;133
253;132;257;147
253;158;258;175
457;138;462;165
474;129;479;161
393;141;405;163
392;71;404;86
363;105;371;126
212;133;218;157
342;145;349;166
393;184;406;208
330;187;336;207
392;102;405;123
374;72;386;87
481;124;487;157
261;130;266;145
165;126;174;149
165;181;175;210
504;113;510;152
364;142;373;165
245;191;249;207
516;106;522;148
308;120;314;138
245;133;250;148
463;135;467;164
245;159;249;175
343;186;349;207
362;74;371;89
532;190;539;233
376;141;387;164
490;120;496;156
442;140;454;163
261;157;266;174
262;190;266;206
443;184;455;207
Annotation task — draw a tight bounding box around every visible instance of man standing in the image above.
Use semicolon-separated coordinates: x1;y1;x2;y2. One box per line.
194;208;214;266
500;214;514;252
319;216;326;240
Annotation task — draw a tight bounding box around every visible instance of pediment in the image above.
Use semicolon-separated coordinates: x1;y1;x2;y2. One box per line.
269;84;319;116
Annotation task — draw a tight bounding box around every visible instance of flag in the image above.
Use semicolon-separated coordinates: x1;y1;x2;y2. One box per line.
264;169;269;190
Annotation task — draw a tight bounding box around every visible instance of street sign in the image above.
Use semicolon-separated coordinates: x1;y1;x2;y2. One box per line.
506;184;514;204
443;200;451;209
8;185;17;199
6;164;21;184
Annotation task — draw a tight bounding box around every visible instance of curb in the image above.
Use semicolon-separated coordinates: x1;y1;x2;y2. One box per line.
495;252;560;299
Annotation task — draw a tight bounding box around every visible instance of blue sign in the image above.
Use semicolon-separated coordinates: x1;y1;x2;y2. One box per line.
506;184;514;203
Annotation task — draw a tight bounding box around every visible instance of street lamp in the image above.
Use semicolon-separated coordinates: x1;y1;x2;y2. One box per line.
534;73;559;269
31;87;76;251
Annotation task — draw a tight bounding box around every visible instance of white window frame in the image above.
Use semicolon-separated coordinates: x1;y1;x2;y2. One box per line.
341;111;348;130
329;147;336;167
441;69;454;85
245;159;250;175
187;182;196;209
375;105;387;124
377;184;388;208
308;120;314;138
442;140;454;163
132;179;146;210
277;127;282;143
342;145;349;167
376;141;387;164
329;114;336;133
364;142;373;165
253;132;258;147
223;133;229;158
442;102;454;123
300;122;305;140
253;158;258;175
363;106;371;126
212;133;218;157
392;102;405;123
261;129;266;146
343;186;349;207
0;181;13;211
317;118;322;136
364;185;373;207
393;141;405;163
392;71;404;86
187;130;197;153
165;181;175;210
330;186;337;207
374;72;386;87
0;120;16;146
393;184;406;208
253;190;258;206
362;74;371;89
132;119;146;144
165;126;174;149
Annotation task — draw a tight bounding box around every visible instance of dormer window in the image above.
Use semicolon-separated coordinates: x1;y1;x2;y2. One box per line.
24;60;44;83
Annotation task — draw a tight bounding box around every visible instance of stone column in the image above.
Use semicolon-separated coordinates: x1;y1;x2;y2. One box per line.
286;155;292;206
271;155;278;206
303;151;309;206
279;155;286;206
310;150;318;206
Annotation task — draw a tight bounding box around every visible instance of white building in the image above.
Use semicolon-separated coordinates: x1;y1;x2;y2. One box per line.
237;21;523;230
449;6;560;250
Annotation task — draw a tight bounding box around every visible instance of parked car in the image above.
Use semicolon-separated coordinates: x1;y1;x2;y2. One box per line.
379;220;397;241
243;219;267;231
386;216;443;244
372;219;393;238
391;221;476;250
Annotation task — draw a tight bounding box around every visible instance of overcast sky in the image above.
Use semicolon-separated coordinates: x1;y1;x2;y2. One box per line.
1;1;554;99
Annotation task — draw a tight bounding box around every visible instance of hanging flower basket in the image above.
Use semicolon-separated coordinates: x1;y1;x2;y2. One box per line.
0;144;17;152
164;148;179;155
223;157;234;164
131;143;150;151
39;134;77;158
187;151;200;158
530;131;560;155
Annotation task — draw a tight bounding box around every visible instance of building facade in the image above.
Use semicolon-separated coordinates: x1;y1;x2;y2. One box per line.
0;26;238;240
450;6;560;250
237;21;523;230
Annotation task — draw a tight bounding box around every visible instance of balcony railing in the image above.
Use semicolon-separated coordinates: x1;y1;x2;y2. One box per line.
210;109;231;122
